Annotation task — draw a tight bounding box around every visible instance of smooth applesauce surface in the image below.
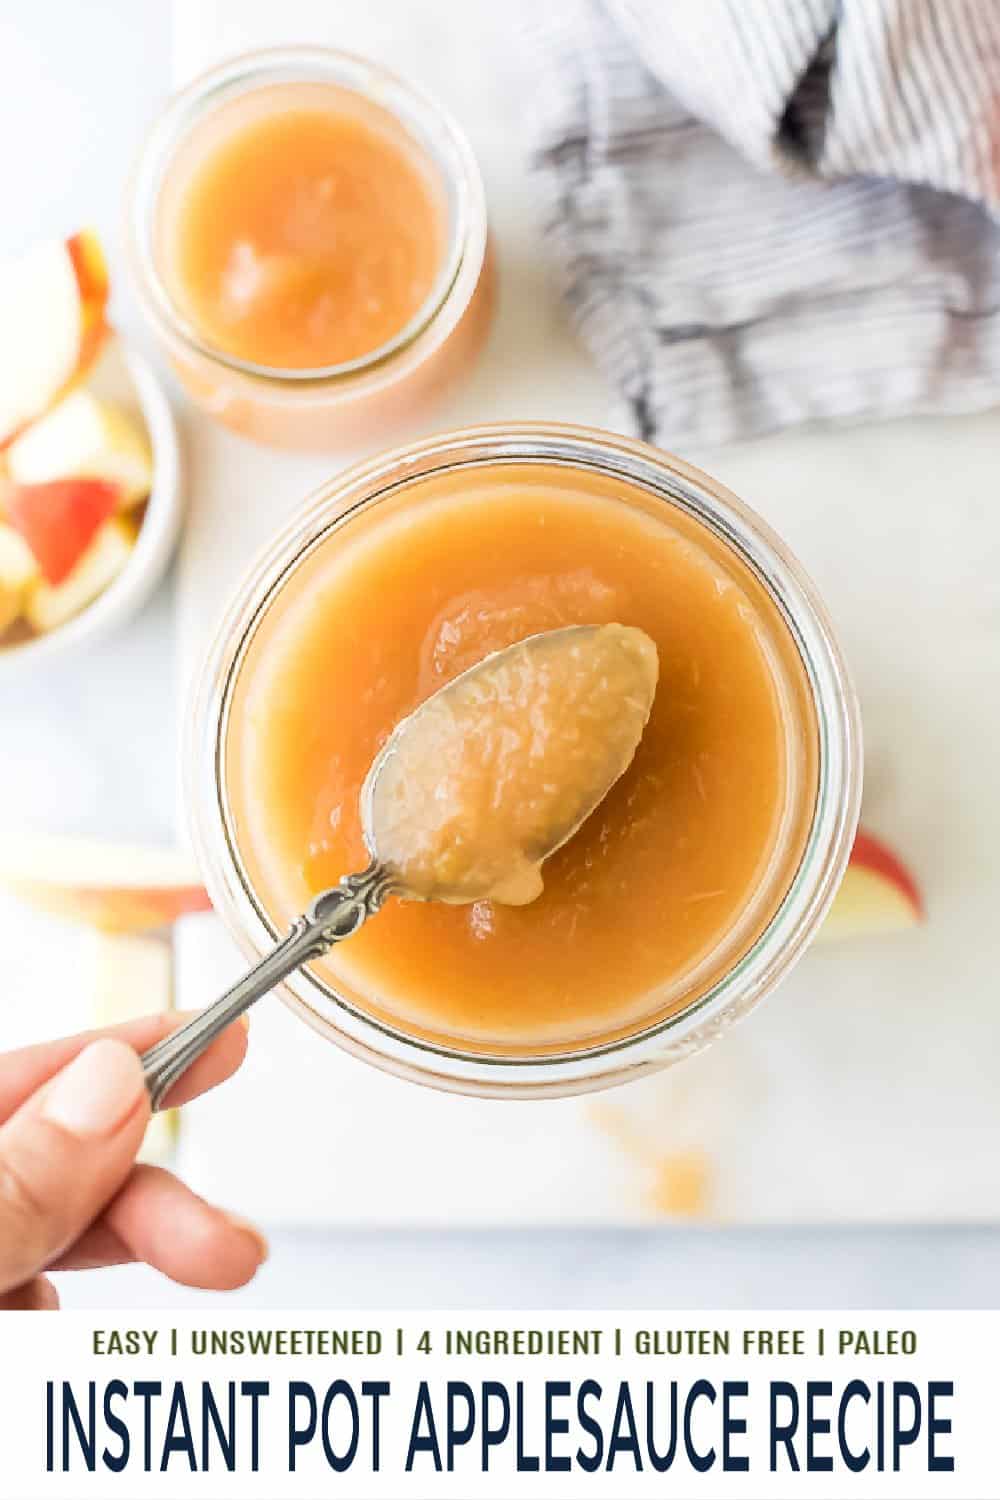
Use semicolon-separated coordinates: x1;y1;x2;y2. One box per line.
226;465;818;1053
166;85;447;370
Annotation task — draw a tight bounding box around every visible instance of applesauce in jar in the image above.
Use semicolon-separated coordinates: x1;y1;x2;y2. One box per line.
222;456;821;1056
168;93;448;371
129;49;492;449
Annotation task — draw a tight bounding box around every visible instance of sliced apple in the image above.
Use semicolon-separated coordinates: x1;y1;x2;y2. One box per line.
87;929;178;1162
0;231;109;448
0;834;211;931
89;930;173;1025
7;477;120;585
66;230;108;367
24;513;133;631
0;520;38;588
819;829;924;942
0;521;38;632
7;390;152;508
0;581;19;635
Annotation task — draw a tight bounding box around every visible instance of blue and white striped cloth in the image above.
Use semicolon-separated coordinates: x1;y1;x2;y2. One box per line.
526;0;1000;445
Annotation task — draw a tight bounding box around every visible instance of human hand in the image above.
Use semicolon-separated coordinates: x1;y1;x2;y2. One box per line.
0;1015;264;1309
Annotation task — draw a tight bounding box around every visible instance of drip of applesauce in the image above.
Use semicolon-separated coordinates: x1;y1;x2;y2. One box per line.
365;625;659;905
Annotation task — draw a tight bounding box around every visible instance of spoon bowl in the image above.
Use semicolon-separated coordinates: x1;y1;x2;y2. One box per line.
363;622;658;905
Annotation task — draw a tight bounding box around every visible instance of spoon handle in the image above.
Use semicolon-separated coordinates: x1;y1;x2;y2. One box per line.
140;863;394;1110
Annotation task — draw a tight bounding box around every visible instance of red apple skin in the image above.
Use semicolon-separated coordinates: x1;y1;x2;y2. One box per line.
848;829;925;920
66;230;109;383
7;478;121;584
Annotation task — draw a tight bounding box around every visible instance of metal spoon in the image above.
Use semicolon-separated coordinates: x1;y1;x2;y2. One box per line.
141;624;656;1108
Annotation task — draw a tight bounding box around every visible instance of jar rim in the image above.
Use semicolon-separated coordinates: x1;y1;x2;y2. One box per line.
186;423;862;1097
127;45;481;386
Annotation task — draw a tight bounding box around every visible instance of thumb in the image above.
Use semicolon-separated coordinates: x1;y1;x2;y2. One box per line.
0;1038;149;1295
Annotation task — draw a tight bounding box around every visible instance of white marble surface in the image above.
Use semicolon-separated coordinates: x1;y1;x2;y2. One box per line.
1;0;997;1308
172;0;1000;1232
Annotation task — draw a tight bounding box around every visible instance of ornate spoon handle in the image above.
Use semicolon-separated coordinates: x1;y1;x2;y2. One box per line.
140;863;394;1110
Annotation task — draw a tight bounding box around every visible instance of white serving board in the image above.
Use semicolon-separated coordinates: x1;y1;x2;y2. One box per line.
171;0;1000;1225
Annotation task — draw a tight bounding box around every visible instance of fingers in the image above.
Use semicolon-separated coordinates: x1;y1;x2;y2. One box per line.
0;1276;60;1310
46;1219;132;1273
0;1013;248;1123
51;1165;267;1289
0;1039;149;1295
0;1018;258;1296
0;1278;59;1314
152;1017;248;1111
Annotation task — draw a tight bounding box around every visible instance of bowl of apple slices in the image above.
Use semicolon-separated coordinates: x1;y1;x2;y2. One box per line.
0;230;181;665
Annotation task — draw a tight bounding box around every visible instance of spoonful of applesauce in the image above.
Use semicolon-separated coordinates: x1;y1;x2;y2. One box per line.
141;623;658;1106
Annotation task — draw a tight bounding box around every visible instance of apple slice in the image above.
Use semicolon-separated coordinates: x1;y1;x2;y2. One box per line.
7;477;120;585
0;521;38;588
7;390;153;508
818;829;924;942
67;231;108;360
0;834;211;931
25;513;133;631
0;581;19;636
0;231;109;448
87;929;179;1163
0;521;38;633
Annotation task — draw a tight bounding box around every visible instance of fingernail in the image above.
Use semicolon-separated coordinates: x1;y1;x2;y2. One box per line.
222;1210;269;1262
42;1039;145;1139
237;1014;250;1033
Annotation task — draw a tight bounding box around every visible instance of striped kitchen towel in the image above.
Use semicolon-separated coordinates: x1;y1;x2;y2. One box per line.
525;0;1000;446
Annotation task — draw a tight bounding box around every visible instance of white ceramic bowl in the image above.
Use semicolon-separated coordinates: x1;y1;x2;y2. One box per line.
0;338;182;671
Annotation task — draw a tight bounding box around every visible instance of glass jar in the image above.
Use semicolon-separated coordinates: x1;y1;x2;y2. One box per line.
186;424;861;1097
127;47;492;449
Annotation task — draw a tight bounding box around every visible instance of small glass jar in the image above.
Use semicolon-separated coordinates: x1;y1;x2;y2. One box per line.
186;424;861;1098
127;47;492;449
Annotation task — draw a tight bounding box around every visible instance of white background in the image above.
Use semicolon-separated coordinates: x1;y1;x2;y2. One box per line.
0;0;997;1309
